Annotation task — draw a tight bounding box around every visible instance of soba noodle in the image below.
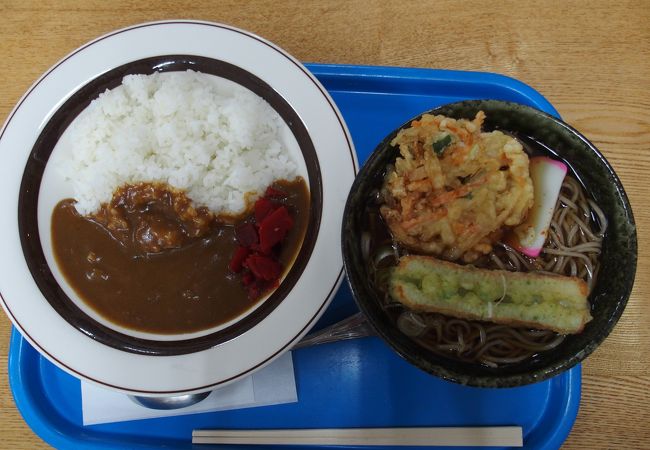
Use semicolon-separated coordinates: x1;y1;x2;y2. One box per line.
368;175;605;368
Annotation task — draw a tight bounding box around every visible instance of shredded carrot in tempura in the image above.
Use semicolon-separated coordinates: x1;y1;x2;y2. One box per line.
379;111;534;262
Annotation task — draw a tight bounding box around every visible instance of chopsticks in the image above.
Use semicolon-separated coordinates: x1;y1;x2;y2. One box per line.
192;426;523;447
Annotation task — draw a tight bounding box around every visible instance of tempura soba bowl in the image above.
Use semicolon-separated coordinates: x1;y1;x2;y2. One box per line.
342;99;636;387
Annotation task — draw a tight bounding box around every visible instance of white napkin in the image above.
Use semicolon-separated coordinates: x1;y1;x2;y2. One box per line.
81;351;297;425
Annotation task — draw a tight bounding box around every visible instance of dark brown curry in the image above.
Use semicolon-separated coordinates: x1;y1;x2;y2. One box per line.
51;177;309;334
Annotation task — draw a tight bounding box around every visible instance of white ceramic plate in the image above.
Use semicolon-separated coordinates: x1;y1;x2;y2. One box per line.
0;20;357;395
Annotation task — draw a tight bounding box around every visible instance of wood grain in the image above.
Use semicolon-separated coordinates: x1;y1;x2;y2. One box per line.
1;1;648;448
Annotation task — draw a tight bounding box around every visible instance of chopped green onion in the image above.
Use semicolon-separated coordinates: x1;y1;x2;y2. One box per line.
432;134;452;155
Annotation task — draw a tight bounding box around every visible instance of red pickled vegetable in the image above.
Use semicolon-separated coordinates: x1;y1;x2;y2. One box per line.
244;254;282;281
235;222;258;247
254;197;276;223
265;186;286;199
230;185;297;300
247;282;263;300
241;271;255;286
258;206;294;253
229;246;250;273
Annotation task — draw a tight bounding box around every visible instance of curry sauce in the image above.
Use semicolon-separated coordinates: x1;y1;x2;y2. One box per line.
51;178;309;334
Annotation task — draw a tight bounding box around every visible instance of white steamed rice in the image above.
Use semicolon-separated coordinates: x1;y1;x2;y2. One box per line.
61;70;298;215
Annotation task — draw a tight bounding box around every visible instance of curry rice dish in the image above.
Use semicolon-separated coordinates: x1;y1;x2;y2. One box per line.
51;70;309;335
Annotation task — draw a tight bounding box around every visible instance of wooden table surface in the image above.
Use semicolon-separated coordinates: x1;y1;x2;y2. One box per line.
1;1;648;448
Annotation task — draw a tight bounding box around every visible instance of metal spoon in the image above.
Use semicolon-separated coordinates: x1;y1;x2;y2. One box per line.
291;312;374;349
129;391;212;410
129;313;374;409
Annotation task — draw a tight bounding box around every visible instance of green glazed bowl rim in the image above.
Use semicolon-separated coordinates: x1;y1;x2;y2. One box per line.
341;99;637;387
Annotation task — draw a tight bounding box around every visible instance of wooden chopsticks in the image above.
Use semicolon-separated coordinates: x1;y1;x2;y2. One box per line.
192;426;523;447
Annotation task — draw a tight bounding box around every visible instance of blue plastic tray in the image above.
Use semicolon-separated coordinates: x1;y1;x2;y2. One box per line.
8;63;579;450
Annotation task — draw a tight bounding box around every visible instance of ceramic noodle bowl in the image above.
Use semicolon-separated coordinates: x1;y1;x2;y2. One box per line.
342;99;637;387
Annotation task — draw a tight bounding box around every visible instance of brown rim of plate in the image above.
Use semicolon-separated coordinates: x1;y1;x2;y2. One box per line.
17;54;324;356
